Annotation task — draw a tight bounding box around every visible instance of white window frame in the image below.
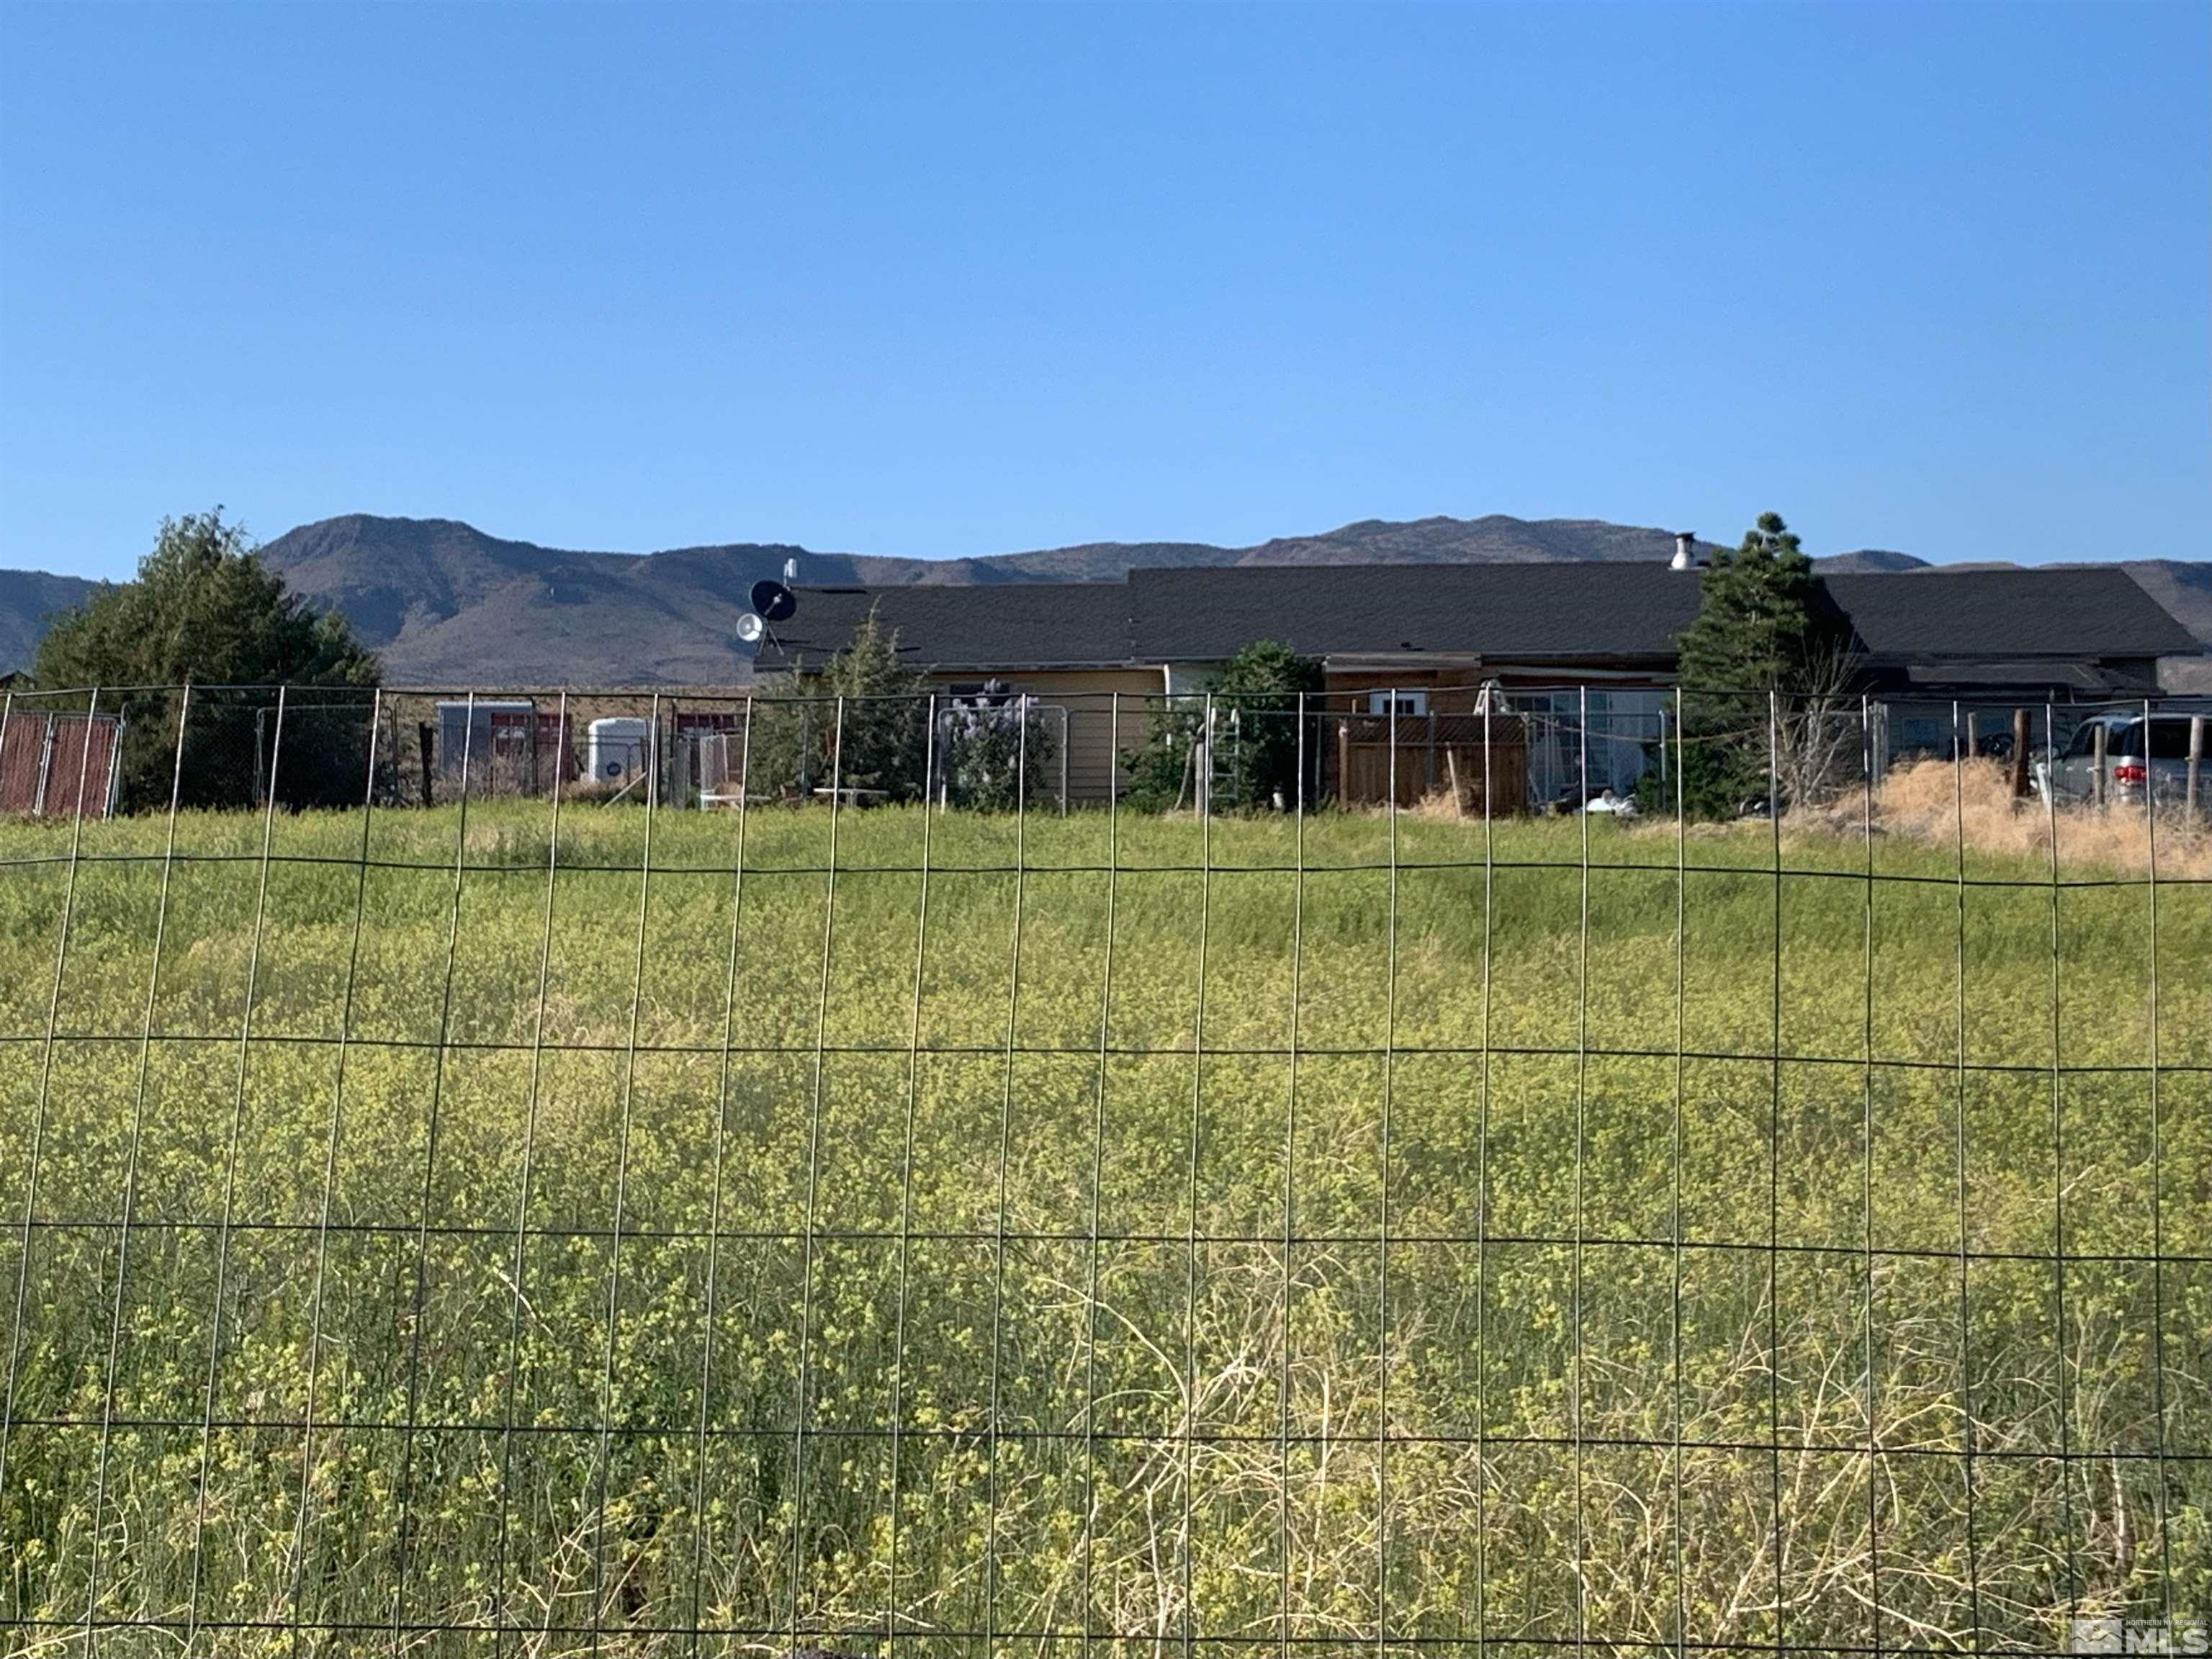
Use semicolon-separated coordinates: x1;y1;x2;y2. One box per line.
1367;690;1429;716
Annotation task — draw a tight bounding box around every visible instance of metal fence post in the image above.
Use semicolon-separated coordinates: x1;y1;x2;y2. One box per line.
32;711;56;817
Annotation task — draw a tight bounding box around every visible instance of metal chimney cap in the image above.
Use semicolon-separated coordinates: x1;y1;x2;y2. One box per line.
1670;531;1699;572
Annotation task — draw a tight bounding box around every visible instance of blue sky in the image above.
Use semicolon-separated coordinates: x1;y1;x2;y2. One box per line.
1;1;2205;581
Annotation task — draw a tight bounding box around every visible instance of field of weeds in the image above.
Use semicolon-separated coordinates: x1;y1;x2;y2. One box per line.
0;783;2205;1655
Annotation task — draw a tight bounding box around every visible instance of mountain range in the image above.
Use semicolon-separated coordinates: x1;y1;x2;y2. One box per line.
3;513;2206;685
0;568;102;681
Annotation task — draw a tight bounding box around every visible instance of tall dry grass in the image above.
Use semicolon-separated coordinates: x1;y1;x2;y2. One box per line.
1409;757;2208;877
1801;758;2211;879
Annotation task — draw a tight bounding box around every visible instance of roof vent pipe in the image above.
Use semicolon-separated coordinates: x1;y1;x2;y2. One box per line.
1670;531;1699;572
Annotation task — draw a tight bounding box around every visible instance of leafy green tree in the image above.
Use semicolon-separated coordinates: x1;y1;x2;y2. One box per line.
750;603;930;800
32;510;380;810
1119;698;1204;811
1213;639;1323;809
1120;639;1321;812
1662;512;1853;818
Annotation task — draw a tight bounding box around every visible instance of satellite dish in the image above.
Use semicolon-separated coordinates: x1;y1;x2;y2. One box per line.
750;580;796;622
735;612;765;644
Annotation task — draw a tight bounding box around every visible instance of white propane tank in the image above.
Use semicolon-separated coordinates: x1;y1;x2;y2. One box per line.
587;716;653;786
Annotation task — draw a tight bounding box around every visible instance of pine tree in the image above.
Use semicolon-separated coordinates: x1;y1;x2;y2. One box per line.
749;603;931;800
1669;513;1848;817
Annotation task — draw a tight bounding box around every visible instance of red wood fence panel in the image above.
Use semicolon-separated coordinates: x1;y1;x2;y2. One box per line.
0;713;122;819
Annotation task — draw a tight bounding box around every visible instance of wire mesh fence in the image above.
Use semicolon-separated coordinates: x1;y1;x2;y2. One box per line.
0;680;2206;1658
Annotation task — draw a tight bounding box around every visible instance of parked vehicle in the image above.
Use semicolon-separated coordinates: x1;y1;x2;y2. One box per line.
2034;711;2207;809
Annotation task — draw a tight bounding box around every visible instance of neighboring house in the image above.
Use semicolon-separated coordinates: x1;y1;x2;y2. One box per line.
753;582;1154;802
755;563;2206;805
1820;569;2200;758
1127;562;1701;800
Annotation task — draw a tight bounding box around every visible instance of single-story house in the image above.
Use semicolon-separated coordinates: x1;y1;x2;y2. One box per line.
1818;568;2197;757
753;562;2204;805
752;582;1154;801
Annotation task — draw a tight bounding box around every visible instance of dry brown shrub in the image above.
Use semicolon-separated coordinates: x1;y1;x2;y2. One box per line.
1403;786;1472;822
1794;756;2211;878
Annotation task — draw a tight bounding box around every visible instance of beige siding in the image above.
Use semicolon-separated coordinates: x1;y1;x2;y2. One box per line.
927;668;1162;804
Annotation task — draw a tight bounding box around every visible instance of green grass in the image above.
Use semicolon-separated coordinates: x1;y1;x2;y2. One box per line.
0;798;2206;1656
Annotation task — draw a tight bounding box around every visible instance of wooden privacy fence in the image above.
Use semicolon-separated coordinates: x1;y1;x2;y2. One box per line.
1334;711;1528;811
0;711;121;819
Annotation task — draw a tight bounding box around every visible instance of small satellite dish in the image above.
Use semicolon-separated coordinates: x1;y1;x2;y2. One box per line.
750;580;796;622
735;612;765;644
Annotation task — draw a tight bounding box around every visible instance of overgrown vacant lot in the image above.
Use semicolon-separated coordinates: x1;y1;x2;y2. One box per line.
0;793;2206;1656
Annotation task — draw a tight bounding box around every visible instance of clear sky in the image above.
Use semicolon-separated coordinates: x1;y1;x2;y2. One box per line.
2;1;2205;581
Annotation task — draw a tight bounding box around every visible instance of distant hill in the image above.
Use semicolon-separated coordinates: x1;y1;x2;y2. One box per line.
0;569;99;679
1815;549;1929;573
1000;514;1725;577
2;513;2203;683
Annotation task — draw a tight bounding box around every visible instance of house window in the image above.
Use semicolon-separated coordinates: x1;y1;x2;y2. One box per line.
1367;691;1428;717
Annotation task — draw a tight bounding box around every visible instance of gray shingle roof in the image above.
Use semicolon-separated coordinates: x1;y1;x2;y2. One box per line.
752;564;2201;677
1127;562;1702;661
1823;569;2198;660
753;582;1133;673
1899;660;2132;692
